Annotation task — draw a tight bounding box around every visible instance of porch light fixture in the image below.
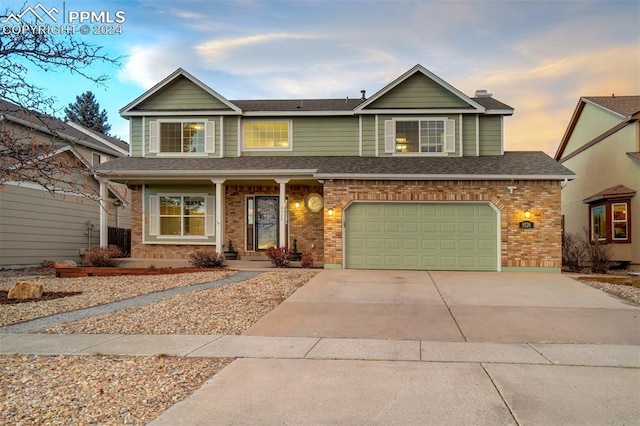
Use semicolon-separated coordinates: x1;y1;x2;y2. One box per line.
524;209;531;219
294;201;301;209
328;208;335;216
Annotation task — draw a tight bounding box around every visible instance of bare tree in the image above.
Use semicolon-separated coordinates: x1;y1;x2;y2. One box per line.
0;6;120;196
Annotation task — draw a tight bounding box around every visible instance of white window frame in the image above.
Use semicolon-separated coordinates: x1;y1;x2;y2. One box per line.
148;119;215;156
241;119;293;152
148;193;215;239
611;202;629;242
385;117;455;155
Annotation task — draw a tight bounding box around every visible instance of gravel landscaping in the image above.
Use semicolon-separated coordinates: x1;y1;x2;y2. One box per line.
0;268;317;425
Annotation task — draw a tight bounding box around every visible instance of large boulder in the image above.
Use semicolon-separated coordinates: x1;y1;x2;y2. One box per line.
8;281;43;300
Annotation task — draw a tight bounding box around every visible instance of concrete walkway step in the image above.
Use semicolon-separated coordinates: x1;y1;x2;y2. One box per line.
1;333;638;368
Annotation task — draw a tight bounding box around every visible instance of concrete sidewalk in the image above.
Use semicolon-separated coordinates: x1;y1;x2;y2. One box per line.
2;270;639;425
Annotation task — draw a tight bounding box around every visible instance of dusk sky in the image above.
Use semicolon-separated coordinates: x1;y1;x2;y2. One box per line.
8;0;640;155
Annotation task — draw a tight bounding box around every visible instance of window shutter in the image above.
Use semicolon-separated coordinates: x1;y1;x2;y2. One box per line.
384;120;395;153
205;196;215;236
149;121;159;153
445;119;456;152
148;195;159;236
205;121;215;153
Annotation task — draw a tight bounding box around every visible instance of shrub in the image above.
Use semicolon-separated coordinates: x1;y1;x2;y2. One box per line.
189;250;226;268
583;228;611;273
562;232;585;271
266;246;291;268
81;245;123;267
301;252;314;268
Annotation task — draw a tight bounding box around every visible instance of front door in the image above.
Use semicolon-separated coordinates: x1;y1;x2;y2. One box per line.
255;196;279;250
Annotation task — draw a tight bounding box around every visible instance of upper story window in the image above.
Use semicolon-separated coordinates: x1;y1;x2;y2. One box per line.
589;200;631;243
149;120;214;155
385;118;455;154
92;152;106;165
243;121;292;150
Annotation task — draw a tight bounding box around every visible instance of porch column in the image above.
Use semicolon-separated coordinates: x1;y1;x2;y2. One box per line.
211;179;226;251
98;179;108;247
275;178;290;247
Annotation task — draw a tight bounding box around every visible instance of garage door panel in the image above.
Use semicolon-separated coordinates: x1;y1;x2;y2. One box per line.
345;203;498;271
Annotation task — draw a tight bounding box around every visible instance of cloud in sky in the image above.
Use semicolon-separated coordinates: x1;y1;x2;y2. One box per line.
27;0;639;152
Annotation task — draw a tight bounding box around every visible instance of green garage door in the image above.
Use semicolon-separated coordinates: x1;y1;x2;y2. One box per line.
345;202;498;271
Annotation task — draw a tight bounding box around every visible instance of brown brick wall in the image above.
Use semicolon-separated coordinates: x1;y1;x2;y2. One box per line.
130;180;562;269
322;179;562;269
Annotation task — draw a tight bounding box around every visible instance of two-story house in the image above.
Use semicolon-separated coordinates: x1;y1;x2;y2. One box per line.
555;95;640;271
0;100;130;267
95;64;574;272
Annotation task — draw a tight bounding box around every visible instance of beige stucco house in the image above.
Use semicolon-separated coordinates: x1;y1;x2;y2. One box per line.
555;96;640;270
96;65;575;271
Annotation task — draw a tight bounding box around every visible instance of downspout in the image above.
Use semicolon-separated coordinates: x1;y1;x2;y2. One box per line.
99;178;108;247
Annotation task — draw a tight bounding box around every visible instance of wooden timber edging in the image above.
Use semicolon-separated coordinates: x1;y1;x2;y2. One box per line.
54;267;228;278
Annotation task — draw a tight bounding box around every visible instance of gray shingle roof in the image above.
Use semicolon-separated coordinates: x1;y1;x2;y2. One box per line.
584;96;640;117
232;99;365;112
471;97;513;111
95;152;574;180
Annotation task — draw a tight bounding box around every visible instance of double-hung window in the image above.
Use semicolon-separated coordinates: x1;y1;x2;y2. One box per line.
149;120;215;155
385;118;455;154
243;120;292;150
148;194;215;238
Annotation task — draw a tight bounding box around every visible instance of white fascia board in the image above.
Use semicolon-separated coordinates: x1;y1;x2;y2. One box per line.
356;108;484;115
483;109;514;116
313;173;577;181
97;169;318;179
66;121;129;156
120;68;242;115
242;111;354;117
121;110;242;117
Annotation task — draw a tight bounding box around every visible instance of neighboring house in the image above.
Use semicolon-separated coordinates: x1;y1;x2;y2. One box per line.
0;100;130;267
95;64;574;272
555;96;640;271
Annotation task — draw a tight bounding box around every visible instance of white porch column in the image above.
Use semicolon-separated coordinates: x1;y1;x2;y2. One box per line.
211;179;226;251
275;178;290;247
98;179;108;247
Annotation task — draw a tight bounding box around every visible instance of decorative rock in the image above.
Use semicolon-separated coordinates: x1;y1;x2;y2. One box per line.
7;281;43;300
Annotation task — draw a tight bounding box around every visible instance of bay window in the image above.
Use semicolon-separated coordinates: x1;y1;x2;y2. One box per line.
589;200;631;243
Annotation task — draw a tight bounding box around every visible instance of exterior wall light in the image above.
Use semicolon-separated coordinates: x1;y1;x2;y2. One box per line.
294;201;300;209
524;209;531;219
327;208;335;216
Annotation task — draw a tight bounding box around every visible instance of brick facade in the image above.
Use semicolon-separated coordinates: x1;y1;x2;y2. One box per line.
322;179;562;269
129;179;562;270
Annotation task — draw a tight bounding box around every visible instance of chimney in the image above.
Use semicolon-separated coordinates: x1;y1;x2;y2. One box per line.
474;89;492;98
360;90;366;100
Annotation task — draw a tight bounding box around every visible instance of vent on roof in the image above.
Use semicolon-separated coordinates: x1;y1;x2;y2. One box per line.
360;90;366;100
474;89;493;98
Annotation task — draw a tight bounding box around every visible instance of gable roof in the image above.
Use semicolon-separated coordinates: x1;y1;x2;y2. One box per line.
95;151;575;182
354;65;489;113
119;68;242;116
555;95;640;161
0;99;128;157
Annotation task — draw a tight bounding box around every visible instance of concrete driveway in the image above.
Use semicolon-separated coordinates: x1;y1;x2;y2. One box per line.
245;270;640;344
151;270;640;425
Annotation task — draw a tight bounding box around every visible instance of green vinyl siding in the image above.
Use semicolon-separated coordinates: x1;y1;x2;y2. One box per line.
478;116;502;156
136;76;232;111
223;116;239;157
130;117;143;157
344;202;498;271
240;116;360;157
361;115;376;156
463;115;478;156
0;184;101;267
366;74;472;109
